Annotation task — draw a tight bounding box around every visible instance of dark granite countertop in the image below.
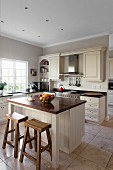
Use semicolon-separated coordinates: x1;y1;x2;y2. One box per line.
53;88;107;98
7;96;86;114
0;93;13;97
10;90;51;94
80;92;104;98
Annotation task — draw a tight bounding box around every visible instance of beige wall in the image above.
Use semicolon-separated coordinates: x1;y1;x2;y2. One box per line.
0;35;43;83
43;35;109;55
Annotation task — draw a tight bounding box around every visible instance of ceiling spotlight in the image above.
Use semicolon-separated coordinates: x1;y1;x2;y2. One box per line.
38;36;40;37
25;7;28;10
61;28;64;30
46;19;49;22
22;29;25;31
1;21;4;23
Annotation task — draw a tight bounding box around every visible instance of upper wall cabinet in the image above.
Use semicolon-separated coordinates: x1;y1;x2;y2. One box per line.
83;48;105;82
49;54;64;80
109;58;113;78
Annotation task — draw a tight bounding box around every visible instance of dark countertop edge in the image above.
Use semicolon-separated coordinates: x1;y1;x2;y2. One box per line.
7;99;86;114
80;94;104;98
53;88;107;98
6;90;50;95
0;94;13;97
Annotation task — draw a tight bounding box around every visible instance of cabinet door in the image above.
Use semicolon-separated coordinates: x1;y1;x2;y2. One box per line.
109;59;113;78
84;51;104;81
0;104;8;121
49;56;59;79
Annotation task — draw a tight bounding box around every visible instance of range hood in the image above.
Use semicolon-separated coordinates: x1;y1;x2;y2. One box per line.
63;55;79;75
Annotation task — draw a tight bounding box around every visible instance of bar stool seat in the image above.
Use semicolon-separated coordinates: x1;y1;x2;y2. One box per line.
2;112;32;158
20;119;52;170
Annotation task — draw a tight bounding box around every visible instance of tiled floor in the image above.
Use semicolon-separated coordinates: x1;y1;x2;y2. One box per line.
0;118;113;170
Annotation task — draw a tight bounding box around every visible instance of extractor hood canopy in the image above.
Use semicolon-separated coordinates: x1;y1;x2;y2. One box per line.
61;54;83;76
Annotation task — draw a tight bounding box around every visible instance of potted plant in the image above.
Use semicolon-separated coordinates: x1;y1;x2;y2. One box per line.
0;82;7;94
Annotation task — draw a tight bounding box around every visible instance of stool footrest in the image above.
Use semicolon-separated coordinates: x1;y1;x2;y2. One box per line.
23;152;37;162
5;141;14;148
18;135;24;140
26;137;36;144
41;145;50;152
8;129;15;133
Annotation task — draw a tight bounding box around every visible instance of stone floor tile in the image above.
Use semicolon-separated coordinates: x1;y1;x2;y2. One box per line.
80;144;112;168
0;145;14;160
82;132;96;143
90;136;113;153
101;116;113;128
72;142;88;155
96;127;113;141
85;123;103;135
0;161;12;170
0;158;2;163
106;154;113;170
26;158;54;170
67;156;105;170
3;152;34;170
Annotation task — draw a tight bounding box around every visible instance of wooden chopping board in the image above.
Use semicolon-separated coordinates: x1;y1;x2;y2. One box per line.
84;92;103;96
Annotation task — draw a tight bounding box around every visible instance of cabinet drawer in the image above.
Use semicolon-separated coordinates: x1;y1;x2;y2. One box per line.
84;96;99;103
0;104;8;120
85;108;98;116
85;103;99;109
0;97;9;104
85;115;98;122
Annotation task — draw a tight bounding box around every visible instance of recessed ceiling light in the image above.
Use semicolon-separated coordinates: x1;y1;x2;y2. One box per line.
22;29;25;31
25;7;28;10
38;36;40;37
46;19;49;22
61;28;64;31
1;21;4;23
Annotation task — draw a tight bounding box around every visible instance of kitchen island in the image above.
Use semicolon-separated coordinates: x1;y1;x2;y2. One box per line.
7;96;86;169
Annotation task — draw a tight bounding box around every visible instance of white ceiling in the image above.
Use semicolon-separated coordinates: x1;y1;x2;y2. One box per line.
0;0;113;47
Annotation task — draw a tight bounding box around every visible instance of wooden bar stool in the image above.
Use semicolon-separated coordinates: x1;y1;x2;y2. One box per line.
20;119;52;170
2;112;32;158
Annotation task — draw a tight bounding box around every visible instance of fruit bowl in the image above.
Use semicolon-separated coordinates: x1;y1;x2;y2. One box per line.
39;93;55;103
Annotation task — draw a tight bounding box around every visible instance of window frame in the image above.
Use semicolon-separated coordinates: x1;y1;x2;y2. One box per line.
1;58;28;92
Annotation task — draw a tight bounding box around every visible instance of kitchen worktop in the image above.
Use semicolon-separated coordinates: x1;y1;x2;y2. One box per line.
7;90;50;95
7;95;86;114
53;88;106;98
0;93;13;97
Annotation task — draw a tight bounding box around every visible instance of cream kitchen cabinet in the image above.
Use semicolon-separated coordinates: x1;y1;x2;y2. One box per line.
49;54;59;79
80;95;105;124
0;96;10;123
49;54;64;80
83;49;105;82
109;58;113;78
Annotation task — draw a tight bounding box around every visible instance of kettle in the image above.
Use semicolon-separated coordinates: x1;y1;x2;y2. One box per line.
59;85;64;92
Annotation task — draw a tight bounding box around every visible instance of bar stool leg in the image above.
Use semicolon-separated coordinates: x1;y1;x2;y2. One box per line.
14;123;19;158
36;131;41;170
2;119;10;149
27;132;33;149
17;123;20;141
46;129;52;160
34;129;37;152
20;126;29;162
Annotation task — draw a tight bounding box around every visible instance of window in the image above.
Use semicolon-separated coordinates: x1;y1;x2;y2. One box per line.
1;58;28;92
